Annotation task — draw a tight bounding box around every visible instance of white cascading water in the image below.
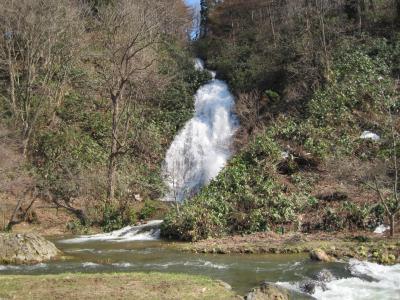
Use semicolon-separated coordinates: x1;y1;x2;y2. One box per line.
278;259;400;300
59;220;163;243
312;259;400;300
163;59;238;202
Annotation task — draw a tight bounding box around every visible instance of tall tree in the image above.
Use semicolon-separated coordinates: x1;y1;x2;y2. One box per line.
94;0;168;201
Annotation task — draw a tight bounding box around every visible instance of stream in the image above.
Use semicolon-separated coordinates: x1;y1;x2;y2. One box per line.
0;237;339;299
1;233;399;299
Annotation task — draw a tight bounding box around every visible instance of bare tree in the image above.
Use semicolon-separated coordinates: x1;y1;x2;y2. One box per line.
94;0;168;201
0;0;85;156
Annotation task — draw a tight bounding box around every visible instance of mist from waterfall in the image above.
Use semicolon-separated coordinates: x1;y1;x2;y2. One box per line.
163;59;238;202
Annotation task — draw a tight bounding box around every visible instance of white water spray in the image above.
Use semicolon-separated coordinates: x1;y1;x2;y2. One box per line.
59;220;163;243
163;59;238;202
278;259;400;300
313;260;400;300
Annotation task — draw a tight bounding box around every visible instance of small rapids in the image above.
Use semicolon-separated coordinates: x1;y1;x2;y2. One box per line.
313;260;400;300
59;220;163;243
163;59;238;202
279;259;400;300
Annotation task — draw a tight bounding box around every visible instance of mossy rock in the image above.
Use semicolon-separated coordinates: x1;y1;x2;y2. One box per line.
0;233;60;264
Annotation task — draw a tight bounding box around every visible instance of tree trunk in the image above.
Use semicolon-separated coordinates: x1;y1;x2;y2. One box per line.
318;8;330;77
267;5;276;48
6;42;17;120
107;94;119;201
396;0;400;20
389;214;395;237
357;0;362;32
6;197;24;231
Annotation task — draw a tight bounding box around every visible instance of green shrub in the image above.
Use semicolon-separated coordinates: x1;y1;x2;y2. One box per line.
320;208;344;232
101;204;125;232
139;201;157;220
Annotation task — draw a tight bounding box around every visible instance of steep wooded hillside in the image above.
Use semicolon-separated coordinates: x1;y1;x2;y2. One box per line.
162;0;400;240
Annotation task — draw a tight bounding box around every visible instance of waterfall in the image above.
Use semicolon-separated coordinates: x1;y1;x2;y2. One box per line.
163;59;238;202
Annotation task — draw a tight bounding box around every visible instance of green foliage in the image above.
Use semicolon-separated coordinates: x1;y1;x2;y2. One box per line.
101;204;125;232
320;208;344;232
67;220;90;235
139;201;157;220
308;50;391;128
33;126;107;200
265;90;280;104
312;201;385;232
156;39;212;135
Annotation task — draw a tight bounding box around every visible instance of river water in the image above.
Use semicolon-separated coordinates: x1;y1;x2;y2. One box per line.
1;235;399;299
0;238;331;299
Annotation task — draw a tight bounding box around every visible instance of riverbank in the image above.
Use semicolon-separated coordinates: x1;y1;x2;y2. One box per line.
178;231;400;264
0;272;237;300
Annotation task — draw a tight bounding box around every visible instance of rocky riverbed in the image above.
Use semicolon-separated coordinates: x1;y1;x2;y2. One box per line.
179;231;400;265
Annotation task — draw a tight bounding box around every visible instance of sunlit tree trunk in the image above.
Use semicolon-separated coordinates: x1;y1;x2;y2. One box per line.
107;93;120;201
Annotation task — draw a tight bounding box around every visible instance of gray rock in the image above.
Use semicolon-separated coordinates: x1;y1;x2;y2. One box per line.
316;269;335;283
299;280;328;294
216;280;232;290
310;249;334;262
0;233;60;264
245;282;290;300
300;280;317;294
300;269;335;295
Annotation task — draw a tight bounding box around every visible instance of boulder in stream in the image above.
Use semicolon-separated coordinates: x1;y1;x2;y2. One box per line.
300;269;335;295
0;233;60;264
310;248;334;262
244;282;290;300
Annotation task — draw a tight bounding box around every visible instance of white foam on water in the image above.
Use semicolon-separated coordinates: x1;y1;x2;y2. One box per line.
66;248;96;253
0;265;21;271
315;259;400;300
112;262;134;268
142;260;230;270
183;259;230;270
59;220;163;243
81;262;100;268
279;260;400;300
0;263;48;271
144;262;182;269
163;58;238;202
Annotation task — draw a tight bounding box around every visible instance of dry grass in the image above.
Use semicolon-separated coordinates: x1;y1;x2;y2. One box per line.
0;272;237;300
